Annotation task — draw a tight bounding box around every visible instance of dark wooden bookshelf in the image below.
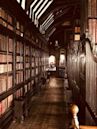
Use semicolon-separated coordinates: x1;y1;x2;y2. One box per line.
0;4;49;128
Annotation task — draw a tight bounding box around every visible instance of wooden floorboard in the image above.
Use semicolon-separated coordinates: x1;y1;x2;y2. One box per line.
8;77;70;129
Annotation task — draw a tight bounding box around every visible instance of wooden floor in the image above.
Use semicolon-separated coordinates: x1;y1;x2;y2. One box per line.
8;77;70;129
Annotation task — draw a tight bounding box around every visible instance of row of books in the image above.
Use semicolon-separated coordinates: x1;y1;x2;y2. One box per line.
36;68;39;75
88;0;97;17
16;62;34;69
0;95;13;116
16;63;23;70
25;46;30;55
14;88;23;99
25;63;30;68
16;41;23;54
0;64;12;73
0;75;12;94
16;71;23;84
16;56;23;62
31;69;35;77
0;35;13;52
0;34;7;51
31;62;35;67
25;56;30;62
0;7;49;119
0;54;12;63
0;18;14;32
0;8;24;34
0;8;13;23
25;69;30;80
8;38;13;52
0;8;14;31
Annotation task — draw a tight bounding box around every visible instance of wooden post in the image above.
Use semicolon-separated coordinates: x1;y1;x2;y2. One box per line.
70;104;79;129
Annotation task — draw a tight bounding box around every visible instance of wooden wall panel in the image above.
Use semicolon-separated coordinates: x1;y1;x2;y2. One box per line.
88;0;92;17
91;0;96;17
86;42;97;125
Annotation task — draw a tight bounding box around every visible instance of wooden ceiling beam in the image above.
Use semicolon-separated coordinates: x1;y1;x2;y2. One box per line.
45;16;73;37
26;0;34;10
39;5;69;25
44;8;73;32
39;1;80;25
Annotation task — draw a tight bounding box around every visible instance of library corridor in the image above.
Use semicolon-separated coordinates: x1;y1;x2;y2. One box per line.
8;77;69;129
1;0;97;129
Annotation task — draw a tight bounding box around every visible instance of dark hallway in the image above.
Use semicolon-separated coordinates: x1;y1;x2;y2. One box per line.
1;0;97;128
8;77;69;129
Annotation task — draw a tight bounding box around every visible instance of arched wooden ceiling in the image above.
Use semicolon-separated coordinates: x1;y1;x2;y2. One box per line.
25;0;80;46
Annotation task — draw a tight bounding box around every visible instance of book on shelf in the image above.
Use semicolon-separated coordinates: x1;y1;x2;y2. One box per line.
7;54;13;62
16;41;20;53
25;85;28;93
25;56;30;62
0;64;7;73
2;98;8;114
15;89;20;98
16;63;23;70
15;88;23;98
16;41;23;54
16;56;19;62
16;71;23;84
7;75;12;90
20;88;23;96
20;43;23;55
0;8;7;26
8;64;12;72
25;63;30;68
0;75;7;94
25;46;30;55
8;94;13;108
31;80;34;87
0;54;7;63
31;69;34;77
16;56;23;62
32;57;34;62
25;69;30;80
36;68;38;75
35;77;38;83
8;38;13;52
0;34;7;51
31;62;34;67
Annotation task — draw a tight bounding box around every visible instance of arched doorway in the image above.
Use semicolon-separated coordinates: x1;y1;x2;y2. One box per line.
49;55;56;71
